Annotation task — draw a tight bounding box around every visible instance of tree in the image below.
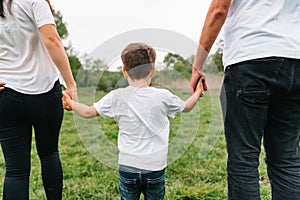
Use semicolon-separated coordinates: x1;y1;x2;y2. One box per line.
54;11;68;40
163;53;191;69
91;59;108;72
203;39;224;74
80;54;93;86
211;39;224;72
163;53;192;79
68;55;81;78
54;11;81;78
173;60;192;79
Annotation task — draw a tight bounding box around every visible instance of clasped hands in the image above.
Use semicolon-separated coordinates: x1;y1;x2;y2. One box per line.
0;82;5;91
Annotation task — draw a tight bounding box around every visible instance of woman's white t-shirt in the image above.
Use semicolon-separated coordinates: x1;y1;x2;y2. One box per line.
94;86;186;171
0;0;59;94
223;0;300;68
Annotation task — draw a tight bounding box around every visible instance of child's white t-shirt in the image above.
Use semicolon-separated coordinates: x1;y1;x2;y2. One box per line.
94;86;186;171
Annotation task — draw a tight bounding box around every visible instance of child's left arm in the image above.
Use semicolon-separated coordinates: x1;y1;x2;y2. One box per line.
183;78;204;112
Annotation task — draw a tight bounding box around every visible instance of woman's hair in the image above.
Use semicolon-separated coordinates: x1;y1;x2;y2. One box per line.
121;43;156;80
0;0;54;18
45;0;54;15
0;0;12;17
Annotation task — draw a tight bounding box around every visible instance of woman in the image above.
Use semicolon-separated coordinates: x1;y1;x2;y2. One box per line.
0;0;77;199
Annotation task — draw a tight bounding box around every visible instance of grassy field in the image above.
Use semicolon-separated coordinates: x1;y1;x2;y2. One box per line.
0;82;272;199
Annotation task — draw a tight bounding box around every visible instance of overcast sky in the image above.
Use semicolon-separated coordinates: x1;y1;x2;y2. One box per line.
51;0;212;55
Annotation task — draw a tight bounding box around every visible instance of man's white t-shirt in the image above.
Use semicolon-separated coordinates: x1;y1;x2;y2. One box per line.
223;0;300;68
94;86;186;171
0;0;59;94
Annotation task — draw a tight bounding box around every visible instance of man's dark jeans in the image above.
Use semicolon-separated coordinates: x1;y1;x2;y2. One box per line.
223;57;300;200
0;81;63;200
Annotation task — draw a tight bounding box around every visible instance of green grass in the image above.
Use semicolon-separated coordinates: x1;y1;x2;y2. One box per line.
0;88;271;199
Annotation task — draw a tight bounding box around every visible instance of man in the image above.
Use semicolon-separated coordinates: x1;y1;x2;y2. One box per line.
191;0;300;199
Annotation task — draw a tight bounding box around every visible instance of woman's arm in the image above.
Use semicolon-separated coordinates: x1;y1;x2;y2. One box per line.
39;24;78;102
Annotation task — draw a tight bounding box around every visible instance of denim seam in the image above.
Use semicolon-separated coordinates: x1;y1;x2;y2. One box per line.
288;62;295;92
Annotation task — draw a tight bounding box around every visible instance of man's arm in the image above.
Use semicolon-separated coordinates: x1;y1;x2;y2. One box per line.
191;0;231;93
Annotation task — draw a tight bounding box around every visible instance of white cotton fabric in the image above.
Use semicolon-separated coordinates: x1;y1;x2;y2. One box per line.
223;0;300;68
0;0;59;94
94;86;186;171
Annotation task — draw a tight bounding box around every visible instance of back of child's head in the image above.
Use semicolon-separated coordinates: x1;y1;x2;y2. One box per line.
121;43;156;80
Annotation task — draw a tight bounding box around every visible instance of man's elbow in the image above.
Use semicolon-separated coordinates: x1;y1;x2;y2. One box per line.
212;6;229;20
209;0;231;20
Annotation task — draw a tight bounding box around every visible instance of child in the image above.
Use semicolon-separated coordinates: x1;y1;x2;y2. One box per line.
63;42;204;200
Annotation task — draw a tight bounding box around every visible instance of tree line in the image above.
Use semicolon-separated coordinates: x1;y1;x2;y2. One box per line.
55;11;224;92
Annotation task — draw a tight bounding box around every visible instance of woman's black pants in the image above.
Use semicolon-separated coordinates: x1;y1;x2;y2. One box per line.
0;81;63;200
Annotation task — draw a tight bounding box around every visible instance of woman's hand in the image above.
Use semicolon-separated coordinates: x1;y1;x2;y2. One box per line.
63;86;78;111
0;82;6;91
62;91;73;111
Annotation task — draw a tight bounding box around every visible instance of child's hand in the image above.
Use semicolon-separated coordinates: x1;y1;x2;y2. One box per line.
0;82;5;91
195;78;205;98
62;91;73;111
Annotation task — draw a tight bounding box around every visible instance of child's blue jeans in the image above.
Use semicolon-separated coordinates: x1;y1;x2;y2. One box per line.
118;167;165;200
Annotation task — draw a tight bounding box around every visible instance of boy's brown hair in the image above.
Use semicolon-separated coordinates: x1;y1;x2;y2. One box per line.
121;43;156;80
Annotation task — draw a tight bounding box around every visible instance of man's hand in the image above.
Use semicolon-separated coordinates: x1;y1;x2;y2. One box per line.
190;67;208;94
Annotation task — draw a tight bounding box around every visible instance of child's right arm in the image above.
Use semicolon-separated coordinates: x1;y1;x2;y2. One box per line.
63;92;99;118
182;78;204;112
